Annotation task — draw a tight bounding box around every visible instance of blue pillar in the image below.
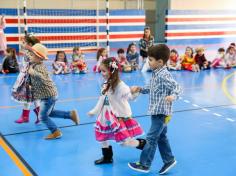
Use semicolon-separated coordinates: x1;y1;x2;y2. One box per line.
155;0;170;43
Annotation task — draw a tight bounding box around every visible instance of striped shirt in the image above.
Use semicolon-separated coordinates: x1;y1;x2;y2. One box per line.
140;66;182;115
29;62;57;100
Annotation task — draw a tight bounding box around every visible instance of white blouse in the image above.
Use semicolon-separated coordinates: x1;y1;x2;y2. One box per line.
90;81;137;118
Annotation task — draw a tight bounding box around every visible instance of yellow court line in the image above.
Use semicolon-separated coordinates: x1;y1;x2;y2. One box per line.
0;137;34;176
222;71;236;104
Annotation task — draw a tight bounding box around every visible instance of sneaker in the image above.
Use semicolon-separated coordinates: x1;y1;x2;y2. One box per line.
70;110;79;125
44;130;62;140
159;159;177;175
128;162;150;173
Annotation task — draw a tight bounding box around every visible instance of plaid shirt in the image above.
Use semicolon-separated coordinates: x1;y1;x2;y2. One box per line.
30;62;58;100
140;66;182;115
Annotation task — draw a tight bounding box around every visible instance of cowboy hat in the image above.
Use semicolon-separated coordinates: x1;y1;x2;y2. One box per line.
29;43;48;60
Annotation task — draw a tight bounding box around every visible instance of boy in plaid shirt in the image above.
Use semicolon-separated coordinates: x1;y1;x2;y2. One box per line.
128;44;182;175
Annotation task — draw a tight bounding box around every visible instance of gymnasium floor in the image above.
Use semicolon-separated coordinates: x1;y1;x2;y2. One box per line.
0;52;236;176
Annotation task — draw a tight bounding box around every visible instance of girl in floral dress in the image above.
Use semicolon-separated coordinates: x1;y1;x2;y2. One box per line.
12;34;41;124
88;57;145;165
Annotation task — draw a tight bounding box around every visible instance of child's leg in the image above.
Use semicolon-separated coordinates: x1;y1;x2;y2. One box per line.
139;115;174;168
191;64;196;72
101;141;109;148
23;102;31;110
121;138;139;147
211;59;220;67
63;66;69;74
39;97;58;133
141;60;150;72
122;138;146;150
15;102;31;123
48;102;79;125
33;100;40;108
158;125;175;164
95;141;113;165
55;66;63;74
195;64;200;71
33;100;41;124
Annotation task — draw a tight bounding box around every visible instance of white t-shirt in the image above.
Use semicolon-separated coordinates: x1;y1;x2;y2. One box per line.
90;81;137;118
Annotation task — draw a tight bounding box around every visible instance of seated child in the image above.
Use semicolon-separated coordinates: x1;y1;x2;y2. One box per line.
93;48;107;72
126;42;139;71
181;46;199;72
1;47;19;74
52;51;70;74
117;48;131;72
71;47;88;74
211;48;226;68
225;44;236;68
167;49;181;70
194;47;211;70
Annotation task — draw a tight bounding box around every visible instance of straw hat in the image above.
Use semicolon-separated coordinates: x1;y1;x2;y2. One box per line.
30;43;48;60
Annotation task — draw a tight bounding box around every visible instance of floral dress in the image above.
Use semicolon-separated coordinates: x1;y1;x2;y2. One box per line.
91;81;143;143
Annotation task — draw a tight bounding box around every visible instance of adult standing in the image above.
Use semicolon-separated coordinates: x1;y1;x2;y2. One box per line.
139;26;154;72
0;15;7;58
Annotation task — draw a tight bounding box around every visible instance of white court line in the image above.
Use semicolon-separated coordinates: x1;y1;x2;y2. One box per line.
180;99;234;123
192;104;200;107
226;118;235;122
213;113;222;117
202;108;210;112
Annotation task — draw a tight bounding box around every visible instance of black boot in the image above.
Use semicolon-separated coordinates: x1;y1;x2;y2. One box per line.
136;138;146;150
94;146;113;165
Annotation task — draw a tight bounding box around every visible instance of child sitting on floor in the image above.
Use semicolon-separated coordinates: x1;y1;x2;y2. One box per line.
1;47;19;74
117;48;131;72
52;51;70;74
167;49;181;70
71;47;88;74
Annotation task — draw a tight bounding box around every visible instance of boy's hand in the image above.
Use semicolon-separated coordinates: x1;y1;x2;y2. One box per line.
87;111;95;117
165;95;175;102
130;86;141;94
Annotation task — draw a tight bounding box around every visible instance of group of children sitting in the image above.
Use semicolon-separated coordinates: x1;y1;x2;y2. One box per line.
167;43;236;72
1;42;236;75
93;42;140;73
52;47;88;74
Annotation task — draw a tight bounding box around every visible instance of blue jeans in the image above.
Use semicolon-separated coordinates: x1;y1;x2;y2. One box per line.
140;114;174;167
39;97;71;133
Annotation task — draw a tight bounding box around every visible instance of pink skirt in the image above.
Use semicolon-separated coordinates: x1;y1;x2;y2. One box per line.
95;111;143;143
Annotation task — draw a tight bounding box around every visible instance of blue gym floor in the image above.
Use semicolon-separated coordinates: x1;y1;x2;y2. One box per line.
0;52;236;176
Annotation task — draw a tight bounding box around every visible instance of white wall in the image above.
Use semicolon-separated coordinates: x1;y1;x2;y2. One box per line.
170;0;236;10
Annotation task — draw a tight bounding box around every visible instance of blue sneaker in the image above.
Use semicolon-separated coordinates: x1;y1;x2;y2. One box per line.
159;159;177;175
128;162;150;173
